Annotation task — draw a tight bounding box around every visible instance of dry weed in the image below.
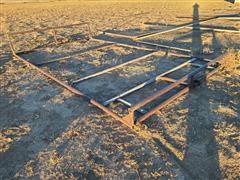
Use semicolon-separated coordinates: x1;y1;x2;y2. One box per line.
221;49;240;75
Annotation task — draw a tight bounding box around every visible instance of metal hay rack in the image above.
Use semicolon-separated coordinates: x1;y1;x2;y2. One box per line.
6;14;240;129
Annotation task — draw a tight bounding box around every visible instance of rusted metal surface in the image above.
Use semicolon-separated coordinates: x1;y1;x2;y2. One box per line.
102;15;240;42
138;87;190;123
7;33;135;128
6;20;226;129
124;54;224;124
103;58;197;106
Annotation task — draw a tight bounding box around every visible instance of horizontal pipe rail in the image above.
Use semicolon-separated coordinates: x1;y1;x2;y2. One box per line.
93;38;156;52
103;16;223;42
191;63;214;69
138;61;223;123
220;17;240;20
117;98;147;114
130;55;224;112
72;51;158;84
102;31;138;39
6;34;134;128
103;58;197;106
136;17;216;40
185;26;240;33
136;40;191;53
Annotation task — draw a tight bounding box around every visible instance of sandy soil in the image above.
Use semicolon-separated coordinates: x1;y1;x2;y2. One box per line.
0;0;240;179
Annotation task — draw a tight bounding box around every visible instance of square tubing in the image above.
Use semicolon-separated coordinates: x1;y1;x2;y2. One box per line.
103;58;197;106
138;86;190;123
138;61;223;124
8;22;92;55
7;35;134;128
129;54;224;113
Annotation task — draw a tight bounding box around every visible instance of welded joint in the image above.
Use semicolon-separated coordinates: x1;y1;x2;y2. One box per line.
122;109;135;127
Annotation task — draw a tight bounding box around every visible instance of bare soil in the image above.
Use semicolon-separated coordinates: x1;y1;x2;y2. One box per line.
0;0;239;179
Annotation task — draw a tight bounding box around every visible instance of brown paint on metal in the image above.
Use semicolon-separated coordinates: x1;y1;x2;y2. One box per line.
138;87;190;123
5;22;226;129
130;54;224;117
7;34;134;128
157;76;188;85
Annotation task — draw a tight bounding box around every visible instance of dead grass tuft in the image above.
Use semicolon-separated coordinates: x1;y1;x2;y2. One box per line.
0;134;13;153
221;49;240;75
0;124;31;153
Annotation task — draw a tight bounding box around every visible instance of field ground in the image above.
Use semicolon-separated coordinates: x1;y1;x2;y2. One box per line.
0;0;240;179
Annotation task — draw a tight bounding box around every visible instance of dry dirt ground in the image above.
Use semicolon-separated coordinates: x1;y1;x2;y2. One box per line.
0;0;240;179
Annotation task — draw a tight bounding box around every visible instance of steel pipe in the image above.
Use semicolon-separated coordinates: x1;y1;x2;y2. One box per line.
136;40;191;53
130;55;224;112
72;51;157;84
103;58;197;106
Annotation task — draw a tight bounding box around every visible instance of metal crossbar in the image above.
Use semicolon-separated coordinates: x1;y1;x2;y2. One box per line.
102;16;216;41
125;54;224;124
103;58;197;106
71;51;157;84
185;26;240;33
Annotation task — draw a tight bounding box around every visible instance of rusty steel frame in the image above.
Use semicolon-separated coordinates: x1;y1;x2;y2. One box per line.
125;54;224;124
5;22;92;56
6;21;225;129
7;37;135;128
102;57;197;106
102;16;217;41
135;16;239;53
135;17;218;40
102;15;239;55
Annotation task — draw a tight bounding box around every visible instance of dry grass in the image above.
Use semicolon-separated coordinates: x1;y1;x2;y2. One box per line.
0;0;239;179
222;49;240;75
